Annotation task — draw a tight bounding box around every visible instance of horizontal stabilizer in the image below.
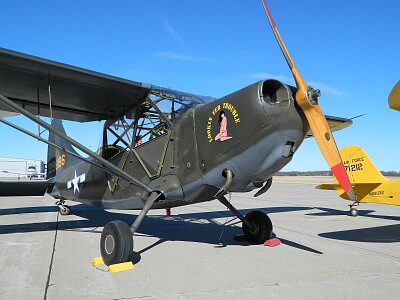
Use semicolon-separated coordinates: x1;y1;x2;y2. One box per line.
0;180;49;196
317;182;381;190
316;183;340;191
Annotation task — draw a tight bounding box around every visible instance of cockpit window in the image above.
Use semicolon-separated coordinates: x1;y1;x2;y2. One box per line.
150;86;214;121
100;87;215;159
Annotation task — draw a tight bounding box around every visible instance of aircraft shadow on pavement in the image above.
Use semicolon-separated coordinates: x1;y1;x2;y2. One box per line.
308;206;400;222
0;205;58;216
306;207;374;217
310;207;400;243
0;203;314;249
319;224;400;243
277;237;323;255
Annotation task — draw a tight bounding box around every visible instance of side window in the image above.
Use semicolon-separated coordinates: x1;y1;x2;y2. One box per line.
100;88;208;178
133;102;169;146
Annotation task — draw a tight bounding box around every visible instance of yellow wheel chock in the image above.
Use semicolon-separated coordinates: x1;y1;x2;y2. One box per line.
91;257;134;273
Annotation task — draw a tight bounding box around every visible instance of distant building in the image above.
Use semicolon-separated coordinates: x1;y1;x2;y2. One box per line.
0;156;45;179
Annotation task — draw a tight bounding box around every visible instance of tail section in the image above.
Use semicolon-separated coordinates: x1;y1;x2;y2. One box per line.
317;145;387;202
340;145;386;184
47;119;81;179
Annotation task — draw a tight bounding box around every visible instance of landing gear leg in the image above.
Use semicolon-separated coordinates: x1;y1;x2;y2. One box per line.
218;196;273;244
100;192;161;266
130;192;162;234
55;200;70;215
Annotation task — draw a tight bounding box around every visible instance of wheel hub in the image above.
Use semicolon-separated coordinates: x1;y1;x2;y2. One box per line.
105;235;115;255
248;222;259;235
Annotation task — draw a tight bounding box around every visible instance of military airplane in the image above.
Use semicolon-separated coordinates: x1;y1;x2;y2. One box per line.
317;145;400;216
0;1;356;266
1;166;46;179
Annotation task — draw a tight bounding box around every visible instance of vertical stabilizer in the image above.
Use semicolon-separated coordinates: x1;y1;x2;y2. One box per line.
340;145;386;184
47;119;80;179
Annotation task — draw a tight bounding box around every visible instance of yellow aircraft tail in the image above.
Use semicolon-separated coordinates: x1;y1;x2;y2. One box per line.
317;145;388;201
340;145;386;184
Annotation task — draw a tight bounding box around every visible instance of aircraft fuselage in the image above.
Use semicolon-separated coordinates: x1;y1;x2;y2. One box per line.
49;80;309;210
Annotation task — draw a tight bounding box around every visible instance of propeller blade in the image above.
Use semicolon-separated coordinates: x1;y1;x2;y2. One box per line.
261;0;356;202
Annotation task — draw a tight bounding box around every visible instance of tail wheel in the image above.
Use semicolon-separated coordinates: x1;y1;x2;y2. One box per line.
59;205;70;215
100;221;133;266
350;207;358;217
242;211;272;244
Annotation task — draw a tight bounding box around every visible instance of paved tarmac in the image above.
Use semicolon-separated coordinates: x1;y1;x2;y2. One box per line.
1;177;400;299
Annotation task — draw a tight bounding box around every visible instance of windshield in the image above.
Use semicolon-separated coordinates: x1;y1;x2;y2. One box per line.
150;86;215;121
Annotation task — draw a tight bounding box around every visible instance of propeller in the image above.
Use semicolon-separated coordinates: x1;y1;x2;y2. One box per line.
261;0;356;202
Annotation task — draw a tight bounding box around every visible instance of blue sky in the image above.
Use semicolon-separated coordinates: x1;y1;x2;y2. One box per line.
0;0;399;171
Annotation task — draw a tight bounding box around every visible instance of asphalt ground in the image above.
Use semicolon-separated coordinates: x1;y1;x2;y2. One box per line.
1;177;400;299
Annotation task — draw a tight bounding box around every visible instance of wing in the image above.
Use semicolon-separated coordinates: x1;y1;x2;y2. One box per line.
305;115;352;138
0;47;151;122
1;170;28;176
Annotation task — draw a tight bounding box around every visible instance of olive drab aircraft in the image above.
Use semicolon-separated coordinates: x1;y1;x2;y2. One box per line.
317;145;400;216
0;0;356;266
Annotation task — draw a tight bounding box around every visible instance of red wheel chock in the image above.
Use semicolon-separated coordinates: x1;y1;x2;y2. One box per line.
264;238;281;247
233;234;281;247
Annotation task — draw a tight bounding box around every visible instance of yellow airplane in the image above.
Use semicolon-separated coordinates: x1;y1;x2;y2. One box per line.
388;80;400;111
317;145;400;216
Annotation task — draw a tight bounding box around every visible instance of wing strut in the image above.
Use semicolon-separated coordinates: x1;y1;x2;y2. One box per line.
0;117;139;184
0;94;153;193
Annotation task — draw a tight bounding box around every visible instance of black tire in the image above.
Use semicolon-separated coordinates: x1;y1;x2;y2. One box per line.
242;211;273;244
59;205;70;215
350;207;358;217
100;221;133;266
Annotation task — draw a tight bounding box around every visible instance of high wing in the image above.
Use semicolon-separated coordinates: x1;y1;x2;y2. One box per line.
1;47;352;132
305;115;352;138
0;47;151;122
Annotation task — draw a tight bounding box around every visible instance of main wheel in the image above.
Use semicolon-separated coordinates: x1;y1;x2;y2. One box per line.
242;211;273;244
100;221;133;266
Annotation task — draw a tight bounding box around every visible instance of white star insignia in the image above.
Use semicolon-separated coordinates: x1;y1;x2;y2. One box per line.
67;170;86;194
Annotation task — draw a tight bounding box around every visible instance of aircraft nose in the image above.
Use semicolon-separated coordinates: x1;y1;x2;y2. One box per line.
261;79;307;141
